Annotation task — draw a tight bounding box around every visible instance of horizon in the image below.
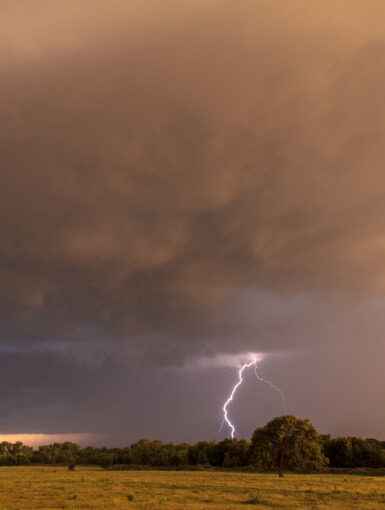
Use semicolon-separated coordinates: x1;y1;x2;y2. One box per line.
1;412;384;450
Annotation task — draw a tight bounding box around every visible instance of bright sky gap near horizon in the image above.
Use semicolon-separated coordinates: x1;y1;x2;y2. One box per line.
1;0;385;446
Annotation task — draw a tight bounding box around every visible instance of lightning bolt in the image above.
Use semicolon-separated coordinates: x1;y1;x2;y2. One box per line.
222;357;286;439
222;359;258;439
254;366;286;414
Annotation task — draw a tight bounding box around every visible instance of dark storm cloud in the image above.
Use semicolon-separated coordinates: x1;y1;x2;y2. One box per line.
1;1;385;440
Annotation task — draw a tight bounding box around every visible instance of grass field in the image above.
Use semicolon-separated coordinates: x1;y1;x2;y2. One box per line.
0;466;384;509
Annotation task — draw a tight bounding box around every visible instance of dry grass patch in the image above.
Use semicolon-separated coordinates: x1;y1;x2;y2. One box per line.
0;467;384;509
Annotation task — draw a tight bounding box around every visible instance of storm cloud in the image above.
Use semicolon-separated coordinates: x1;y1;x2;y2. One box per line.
1;1;385;442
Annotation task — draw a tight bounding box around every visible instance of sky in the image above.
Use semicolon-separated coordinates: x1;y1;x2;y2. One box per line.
1;0;385;446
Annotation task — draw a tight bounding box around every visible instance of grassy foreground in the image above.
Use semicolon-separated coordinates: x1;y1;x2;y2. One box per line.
0;466;384;509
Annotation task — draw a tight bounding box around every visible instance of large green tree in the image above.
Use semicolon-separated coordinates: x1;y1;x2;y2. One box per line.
250;415;328;476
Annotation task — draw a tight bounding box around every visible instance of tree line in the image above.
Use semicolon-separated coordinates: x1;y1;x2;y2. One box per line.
1;416;384;473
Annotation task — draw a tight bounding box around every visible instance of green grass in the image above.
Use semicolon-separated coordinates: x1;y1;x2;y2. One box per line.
0;466;384;509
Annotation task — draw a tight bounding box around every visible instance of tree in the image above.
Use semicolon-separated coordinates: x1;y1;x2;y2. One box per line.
321;436;385;468
321;436;353;467
130;439;163;465
173;443;190;466
187;441;218;466
211;439;251;467
250;415;328;476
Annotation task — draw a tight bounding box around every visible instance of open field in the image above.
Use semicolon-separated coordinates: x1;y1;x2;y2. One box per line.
0;467;384;509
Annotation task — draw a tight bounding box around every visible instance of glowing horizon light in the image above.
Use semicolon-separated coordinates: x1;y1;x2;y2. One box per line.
0;433;100;448
222;355;286;439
